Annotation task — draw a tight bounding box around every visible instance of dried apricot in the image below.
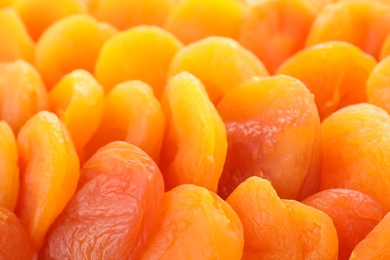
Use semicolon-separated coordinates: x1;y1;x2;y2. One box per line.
41;144;164;259
277;41;376;120
169;36;269;104
303;188;384;260
0;122;18;211
320;103;390;212
15;111;79;250
367;55;390;114
139;184;244;259
159;72;227;192
217;75;321;200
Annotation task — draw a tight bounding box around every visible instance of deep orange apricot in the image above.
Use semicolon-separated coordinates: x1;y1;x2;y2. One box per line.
367;55;390;114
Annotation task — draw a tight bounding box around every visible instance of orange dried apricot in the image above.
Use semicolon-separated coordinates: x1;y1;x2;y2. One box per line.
277;41;376;120
226;176;303;259
303;188;384;260
41;145;164;259
35;14;117;89
169;36;269;104
217;75;321;200
0;8;34;63
0;207;33;259
159;72;227;193
164;0;245;44
95;25;183;98
0;0;13;7
85;80;164;163
238;0;316;74
367;55;390;114
0;122;18;211
49;70;104;159
379;34;390;59
0;60;48;133
139;184;244;259
15;111;80;250
12;0;86;41
320;103;390;212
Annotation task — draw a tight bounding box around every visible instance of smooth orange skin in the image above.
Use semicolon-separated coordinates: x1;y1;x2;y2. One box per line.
320;104;390;212
0;0;13;7
379;34;390;60
12;0;86;41
239;0;316;74
49;70;104;159
15;111;80;251
85;80;164;163
0;207;33;259
217;75;321;200
168;36;269;104
0;122;18;211
306;0;390;59
277;41;376;120
283;200;338;260
91;0;179;30
139;184;244;259
35;14;117;89
95;25;183;98
226;176;303;259
303;189;384;260
41;144;164;259
164;0;245;44
350;211;390;259
0;60;48;133
0;8;34;63
367;55;390;114
159;72;227;193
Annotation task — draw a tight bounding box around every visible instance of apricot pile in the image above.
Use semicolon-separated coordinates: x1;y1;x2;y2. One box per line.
1;0;390;259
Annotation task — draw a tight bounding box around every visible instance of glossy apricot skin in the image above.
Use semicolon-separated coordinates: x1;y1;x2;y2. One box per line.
303;189;385;260
15;111;80;250
277;41;376;120
41;147;165;259
168;36;269;104
0;8;34;64
217;75;321;200
0;60;48;133
49;70;104;157
238;0;316;74
84;80;164;163
226;176;303;259
35;14;117;89
0;207;33;259
95;26;183;98
164;0;245;44
139;184;244;259
0;122;18;211
367;55;390;114
159;72;227;193
320;104;390;212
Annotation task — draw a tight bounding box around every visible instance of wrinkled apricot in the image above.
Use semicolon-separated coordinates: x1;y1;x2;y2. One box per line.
0;60;48;133
95;26;183;98
159;72;227;193
367;55;390;114
0;8;34;63
226;176;303;258
238;0;316;74
15;111;80;250
350;211;390;259
0;122;18;211
41;145;165;259
303;188;384;260
35;14;117;89
169;36;269;104
164;0;245;44
306;0;390;59
49;70;104;159
277;41;376;120
217;75;321;200
85;80;164;163
320;104;390;212
12;0;86;41
0;207;33;259
139;184;244;259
